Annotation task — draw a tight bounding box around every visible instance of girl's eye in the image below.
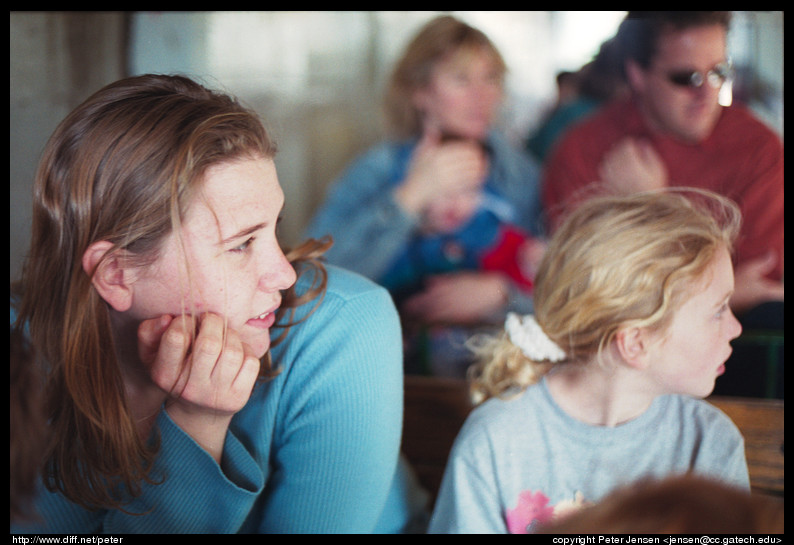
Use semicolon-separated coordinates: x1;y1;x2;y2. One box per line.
715;303;729;319
230;237;255;253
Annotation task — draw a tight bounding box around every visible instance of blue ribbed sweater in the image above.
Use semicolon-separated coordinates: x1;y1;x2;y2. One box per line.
11;265;404;534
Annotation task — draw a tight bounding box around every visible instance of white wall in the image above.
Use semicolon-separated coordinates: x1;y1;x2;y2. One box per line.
10;11;783;279
126;11;625;249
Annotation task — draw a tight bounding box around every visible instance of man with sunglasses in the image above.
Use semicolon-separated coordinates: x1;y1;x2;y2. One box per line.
542;12;783;352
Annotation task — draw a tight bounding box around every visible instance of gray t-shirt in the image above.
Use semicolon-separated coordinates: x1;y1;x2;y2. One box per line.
428;377;749;534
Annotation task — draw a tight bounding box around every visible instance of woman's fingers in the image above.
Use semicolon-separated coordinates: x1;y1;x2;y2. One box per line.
140;313;259;414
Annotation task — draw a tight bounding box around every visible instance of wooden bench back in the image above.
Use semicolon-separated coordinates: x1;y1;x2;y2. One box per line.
708;395;784;496
402;375;473;506
402;375;784;505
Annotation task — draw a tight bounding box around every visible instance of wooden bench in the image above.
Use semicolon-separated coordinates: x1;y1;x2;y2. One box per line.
402;375;784;508
402;375;474;507
708;395;784;496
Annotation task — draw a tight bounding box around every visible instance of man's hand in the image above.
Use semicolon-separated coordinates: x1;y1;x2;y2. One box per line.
598;137;668;194
730;253;785;316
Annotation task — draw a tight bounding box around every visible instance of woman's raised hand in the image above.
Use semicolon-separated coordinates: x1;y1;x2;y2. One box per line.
137;313;261;462
394;127;488;216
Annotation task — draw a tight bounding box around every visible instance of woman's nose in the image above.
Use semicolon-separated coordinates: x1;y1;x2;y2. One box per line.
259;247;297;293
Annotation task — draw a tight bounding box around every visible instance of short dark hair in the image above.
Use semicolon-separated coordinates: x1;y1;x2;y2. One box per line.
616;11;732;71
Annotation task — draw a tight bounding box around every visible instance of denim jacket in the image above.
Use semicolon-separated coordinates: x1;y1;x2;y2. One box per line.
304;131;543;315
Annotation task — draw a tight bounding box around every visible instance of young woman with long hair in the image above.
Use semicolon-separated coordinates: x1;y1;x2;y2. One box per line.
11;74;403;533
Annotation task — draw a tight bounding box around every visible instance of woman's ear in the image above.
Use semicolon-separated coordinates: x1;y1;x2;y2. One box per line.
82;241;135;312
614;326;652;370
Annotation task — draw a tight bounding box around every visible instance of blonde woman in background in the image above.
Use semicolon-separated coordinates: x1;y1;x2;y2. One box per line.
305;15;545;378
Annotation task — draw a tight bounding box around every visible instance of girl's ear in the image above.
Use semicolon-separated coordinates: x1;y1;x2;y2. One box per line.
614;326;652;370
82;241;135;312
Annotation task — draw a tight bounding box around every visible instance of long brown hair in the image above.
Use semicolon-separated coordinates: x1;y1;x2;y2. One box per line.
10;326;47;522
13;74;329;511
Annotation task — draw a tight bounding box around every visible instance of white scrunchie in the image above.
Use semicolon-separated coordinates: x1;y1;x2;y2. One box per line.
505;312;566;362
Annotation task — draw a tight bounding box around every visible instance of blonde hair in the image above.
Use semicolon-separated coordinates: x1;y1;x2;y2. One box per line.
469;188;741;403
13;74;329;511
383;15;506;138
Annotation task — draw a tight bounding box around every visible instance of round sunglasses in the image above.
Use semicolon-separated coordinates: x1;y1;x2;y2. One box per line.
666;62;733;89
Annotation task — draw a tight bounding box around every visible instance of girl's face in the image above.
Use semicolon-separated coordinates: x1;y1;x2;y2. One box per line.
414;47;503;140
125;156;297;358
645;246;742;398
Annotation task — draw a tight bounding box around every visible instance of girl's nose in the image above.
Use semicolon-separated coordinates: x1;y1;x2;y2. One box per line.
727;309;742;341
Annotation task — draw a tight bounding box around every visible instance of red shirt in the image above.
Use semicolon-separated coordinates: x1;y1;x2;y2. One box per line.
543;97;784;280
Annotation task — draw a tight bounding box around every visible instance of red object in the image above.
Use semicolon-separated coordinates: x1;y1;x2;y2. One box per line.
481;226;535;293
543;97;784;281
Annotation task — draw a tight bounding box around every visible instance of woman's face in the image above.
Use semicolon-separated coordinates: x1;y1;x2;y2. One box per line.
125;156;297;358
413;47;504;140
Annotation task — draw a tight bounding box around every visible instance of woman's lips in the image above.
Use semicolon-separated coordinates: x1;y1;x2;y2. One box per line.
246;308;277;329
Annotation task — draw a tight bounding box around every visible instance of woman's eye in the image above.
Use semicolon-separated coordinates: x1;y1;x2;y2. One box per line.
230;237;255;253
